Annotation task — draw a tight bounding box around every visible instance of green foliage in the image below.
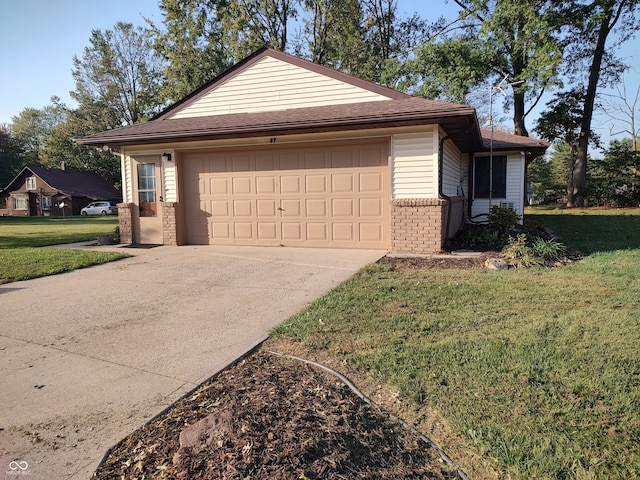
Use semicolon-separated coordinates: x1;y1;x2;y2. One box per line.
587;138;640;207
502;233;568;268
488;205;520;234
71;22;163;126
275;209;640;479
0;125;25;187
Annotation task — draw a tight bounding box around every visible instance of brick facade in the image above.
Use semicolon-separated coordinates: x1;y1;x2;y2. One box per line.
161;202;179;245
117;203;134;244
390;197;465;254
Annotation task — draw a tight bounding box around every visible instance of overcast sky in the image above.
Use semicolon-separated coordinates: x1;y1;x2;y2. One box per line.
0;0;637;145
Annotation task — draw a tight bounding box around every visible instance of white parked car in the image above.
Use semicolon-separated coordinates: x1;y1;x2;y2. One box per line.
80;201;118;216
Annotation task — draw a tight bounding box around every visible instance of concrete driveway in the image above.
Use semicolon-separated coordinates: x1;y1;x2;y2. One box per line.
0;245;385;480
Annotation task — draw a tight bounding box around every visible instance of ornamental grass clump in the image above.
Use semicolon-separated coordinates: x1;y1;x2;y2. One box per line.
502;233;569;268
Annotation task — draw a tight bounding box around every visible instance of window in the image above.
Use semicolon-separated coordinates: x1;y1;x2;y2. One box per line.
137;163;157;217
14;197;28;210
42;196;52;210
25;177;36;190
474;155;507;199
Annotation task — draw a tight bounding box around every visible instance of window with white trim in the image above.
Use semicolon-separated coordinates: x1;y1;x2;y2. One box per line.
473;155;507;199
25;177;37;190
14;197;28;210
42;196;52;210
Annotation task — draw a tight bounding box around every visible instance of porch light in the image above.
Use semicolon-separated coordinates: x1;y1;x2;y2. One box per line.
161;153;172;162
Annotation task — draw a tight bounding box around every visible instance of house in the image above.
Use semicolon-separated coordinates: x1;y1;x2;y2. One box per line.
1;165;120;216
79;47;548;253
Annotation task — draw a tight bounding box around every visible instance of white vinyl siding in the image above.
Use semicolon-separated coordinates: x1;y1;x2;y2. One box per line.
442;139;463;197
391;129;436;198
122;154;134;203
471;153;525;219
171;56;391;119
162;152;177;202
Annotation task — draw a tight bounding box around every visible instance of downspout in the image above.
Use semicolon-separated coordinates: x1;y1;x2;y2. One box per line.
438;136;453;241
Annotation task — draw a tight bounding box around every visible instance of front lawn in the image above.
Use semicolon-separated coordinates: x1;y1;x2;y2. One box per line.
0;216;128;282
274;208;640;479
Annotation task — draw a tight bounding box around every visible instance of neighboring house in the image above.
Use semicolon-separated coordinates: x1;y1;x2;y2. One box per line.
1;165;120;217
79;47;548;253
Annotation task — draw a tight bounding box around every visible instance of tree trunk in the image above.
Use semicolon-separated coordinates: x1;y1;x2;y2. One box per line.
513;90;529;136
572;4;616;207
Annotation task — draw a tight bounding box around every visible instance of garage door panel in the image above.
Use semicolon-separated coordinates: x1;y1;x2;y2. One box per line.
332;198;354;217
256;176;276;194
305;174;327;193
233;199;252;216
182;141;389;248
281;222;302;241
360;172;384;193
360;198;383;217
257;199;277;216
280;175;300;194
306;198;327;217
257;222;277;240
307;223;328;241
280;199;301;216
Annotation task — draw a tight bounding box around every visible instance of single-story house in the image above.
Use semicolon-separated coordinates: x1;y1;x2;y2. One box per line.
1;165;120;216
79;47;548;253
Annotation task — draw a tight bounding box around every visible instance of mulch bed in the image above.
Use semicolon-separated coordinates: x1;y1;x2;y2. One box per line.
93;351;459;480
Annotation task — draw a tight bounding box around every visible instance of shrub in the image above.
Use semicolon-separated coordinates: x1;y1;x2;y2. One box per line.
502;233;569;268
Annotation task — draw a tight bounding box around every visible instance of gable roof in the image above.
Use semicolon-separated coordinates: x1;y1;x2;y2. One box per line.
2;166;120;200
79;47;546;157
155;47;410;121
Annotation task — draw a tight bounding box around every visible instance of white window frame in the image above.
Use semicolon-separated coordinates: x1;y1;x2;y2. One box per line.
25;176;37;191
14;197;28;210
42;195;52;210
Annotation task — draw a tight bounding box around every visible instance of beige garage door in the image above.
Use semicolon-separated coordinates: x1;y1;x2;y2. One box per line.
181;140;389;248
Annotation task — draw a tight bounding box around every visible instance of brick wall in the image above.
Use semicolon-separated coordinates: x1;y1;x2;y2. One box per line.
117;203;133;244
391;197;465;254
162;202;179;246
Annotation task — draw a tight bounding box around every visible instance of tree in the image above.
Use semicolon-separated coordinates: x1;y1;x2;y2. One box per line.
600;71;640;151
588;138;640;206
560;0;640;207
72;22;164;127
0;125;25;188
535;89;604;205
10;101;67;165
412;0;563;136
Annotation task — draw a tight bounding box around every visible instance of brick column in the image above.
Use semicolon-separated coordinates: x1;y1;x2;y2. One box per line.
117;203;134;244
162;202;179;246
390;198;447;254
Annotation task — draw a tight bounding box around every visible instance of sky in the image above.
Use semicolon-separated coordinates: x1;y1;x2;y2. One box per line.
0;0;638;146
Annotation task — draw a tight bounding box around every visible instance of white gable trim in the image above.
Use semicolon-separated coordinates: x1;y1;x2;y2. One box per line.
170;55;392;120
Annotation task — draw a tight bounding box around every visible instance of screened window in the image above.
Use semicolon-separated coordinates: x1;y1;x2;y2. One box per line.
474;155;507;199
138;163;157;217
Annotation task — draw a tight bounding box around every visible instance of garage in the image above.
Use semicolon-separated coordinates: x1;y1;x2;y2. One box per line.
181;139;390;248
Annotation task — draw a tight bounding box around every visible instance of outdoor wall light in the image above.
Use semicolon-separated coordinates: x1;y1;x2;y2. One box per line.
161;153;172;162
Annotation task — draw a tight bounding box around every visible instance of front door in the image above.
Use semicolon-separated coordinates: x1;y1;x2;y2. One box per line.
133;156;163;244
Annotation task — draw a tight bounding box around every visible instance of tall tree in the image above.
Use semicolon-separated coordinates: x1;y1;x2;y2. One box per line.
10;101;67;165
72;22;164;127
413;0;563;136
561;0;640;207
0;125;26;188
599;71;640;151
150;0;231;103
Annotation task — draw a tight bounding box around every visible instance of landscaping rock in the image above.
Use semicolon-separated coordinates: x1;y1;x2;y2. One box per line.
484;257;509;270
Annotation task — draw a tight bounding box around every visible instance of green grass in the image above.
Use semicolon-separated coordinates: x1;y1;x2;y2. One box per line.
274;208;640;479
0;216;128;282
